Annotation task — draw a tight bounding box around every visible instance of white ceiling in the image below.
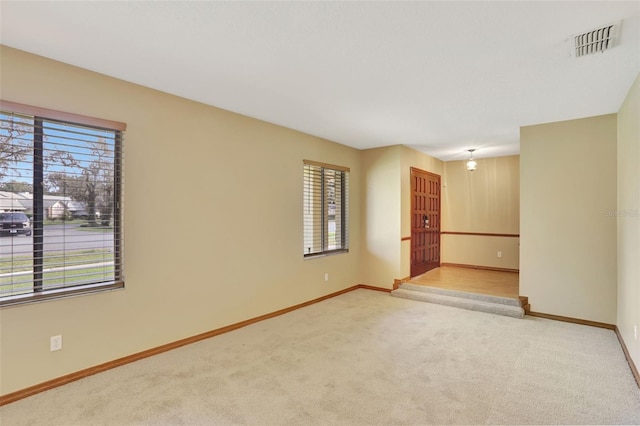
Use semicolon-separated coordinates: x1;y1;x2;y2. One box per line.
1;1;639;161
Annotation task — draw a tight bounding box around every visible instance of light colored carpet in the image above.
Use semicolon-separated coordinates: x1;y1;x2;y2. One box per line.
1;289;639;425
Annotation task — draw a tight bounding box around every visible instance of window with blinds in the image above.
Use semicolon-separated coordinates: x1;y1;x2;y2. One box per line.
303;160;349;257
0;101;125;305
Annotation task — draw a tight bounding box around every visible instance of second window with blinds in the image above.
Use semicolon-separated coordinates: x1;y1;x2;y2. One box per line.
303;160;349;257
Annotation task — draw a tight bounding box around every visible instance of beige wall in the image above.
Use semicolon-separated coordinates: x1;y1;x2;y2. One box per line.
520;114;618;323
360;145;443;285
441;156;520;270
617;73;640;369
360;146;402;287
0;46;363;395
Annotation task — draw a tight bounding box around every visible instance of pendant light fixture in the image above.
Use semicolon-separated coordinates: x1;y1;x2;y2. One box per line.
466;149;477;171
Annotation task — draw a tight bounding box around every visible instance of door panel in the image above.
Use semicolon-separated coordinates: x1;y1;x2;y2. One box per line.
410;167;441;277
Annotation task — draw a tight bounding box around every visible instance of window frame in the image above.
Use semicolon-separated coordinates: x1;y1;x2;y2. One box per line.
303;160;349;258
0;100;125;306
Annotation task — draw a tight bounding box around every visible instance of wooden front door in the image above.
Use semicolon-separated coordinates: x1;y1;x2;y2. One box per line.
410;167;441;277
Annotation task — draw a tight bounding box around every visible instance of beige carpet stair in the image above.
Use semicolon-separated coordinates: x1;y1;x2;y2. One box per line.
391;282;525;319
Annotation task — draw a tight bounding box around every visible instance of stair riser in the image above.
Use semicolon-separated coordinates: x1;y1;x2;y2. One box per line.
400;283;521;307
391;290;525;319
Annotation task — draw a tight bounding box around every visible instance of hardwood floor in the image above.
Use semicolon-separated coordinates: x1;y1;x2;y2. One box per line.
410;266;519;299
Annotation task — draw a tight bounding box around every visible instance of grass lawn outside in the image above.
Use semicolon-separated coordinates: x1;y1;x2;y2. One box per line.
42;219;113;229
0;249;114;296
76;225;114;232
43;218;86;226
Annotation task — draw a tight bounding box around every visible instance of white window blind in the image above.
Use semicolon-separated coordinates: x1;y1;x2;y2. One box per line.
0;101;124;305
303;160;349;256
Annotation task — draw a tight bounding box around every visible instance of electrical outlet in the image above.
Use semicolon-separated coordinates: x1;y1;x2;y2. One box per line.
634;325;637;340
497;251;503;258
324;273;329;282
50;335;62;352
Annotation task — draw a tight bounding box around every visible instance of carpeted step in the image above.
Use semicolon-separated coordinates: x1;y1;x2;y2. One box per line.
400;282;522;307
391;286;525;319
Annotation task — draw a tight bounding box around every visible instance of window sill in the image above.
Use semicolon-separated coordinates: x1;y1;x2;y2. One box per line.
304;249;349;260
0;281;124;308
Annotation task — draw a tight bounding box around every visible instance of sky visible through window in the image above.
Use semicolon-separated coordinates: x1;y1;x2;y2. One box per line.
0;113;116;189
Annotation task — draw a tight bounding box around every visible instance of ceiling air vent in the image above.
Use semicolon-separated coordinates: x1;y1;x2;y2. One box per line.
571;21;621;58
